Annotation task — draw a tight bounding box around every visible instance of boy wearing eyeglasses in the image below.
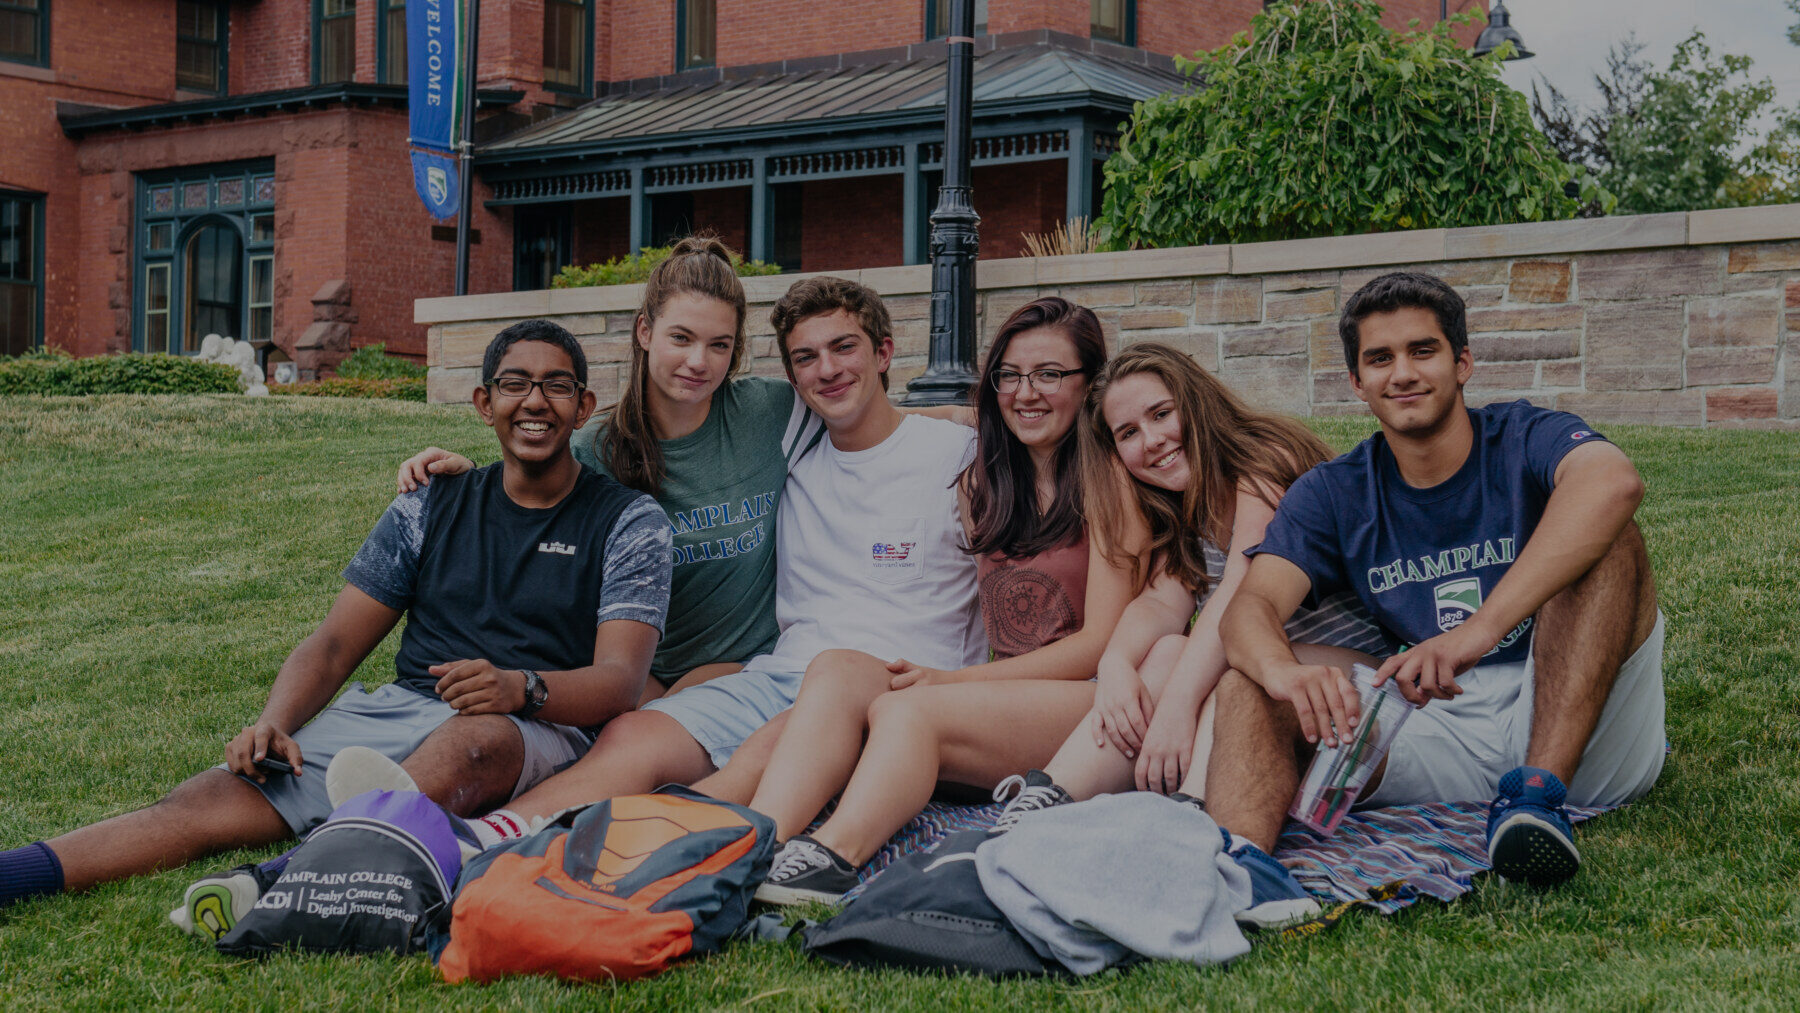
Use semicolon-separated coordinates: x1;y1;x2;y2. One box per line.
0;320;672;925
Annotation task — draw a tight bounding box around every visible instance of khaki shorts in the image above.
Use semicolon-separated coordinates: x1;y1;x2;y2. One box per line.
640;653;807;769
1361;611;1666;809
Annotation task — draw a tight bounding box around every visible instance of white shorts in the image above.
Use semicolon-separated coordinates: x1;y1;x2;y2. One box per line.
640;653;806;769
1361;611;1666;809
234;682;592;836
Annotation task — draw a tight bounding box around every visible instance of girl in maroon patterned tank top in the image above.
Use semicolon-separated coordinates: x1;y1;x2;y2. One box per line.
988;343;1383;827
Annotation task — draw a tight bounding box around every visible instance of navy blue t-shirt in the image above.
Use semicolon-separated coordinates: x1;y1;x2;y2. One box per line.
1250;400;1608;665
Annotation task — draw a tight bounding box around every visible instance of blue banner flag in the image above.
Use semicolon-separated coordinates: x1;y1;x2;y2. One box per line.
407;0;468;220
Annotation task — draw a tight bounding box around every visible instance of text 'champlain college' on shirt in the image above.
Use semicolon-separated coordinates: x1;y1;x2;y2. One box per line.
666;490;779;567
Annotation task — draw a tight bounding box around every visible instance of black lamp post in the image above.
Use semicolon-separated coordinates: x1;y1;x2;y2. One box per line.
1472;1;1534;60
901;0;980;406
1440;2;1535;61
454;0;483;295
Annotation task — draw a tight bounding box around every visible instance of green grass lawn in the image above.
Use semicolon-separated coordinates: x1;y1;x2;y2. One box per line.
1;394;1797;1010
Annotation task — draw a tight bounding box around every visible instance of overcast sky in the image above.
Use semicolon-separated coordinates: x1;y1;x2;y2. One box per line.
1488;0;1800;118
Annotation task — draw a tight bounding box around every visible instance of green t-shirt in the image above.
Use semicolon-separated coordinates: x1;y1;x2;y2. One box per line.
575;376;822;684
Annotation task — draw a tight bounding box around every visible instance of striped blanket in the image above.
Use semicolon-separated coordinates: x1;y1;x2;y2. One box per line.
846;799;1608;913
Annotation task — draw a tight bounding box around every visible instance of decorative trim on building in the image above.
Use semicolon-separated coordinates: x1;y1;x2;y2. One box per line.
769;147;904;181
490;170;631;203
923;129;1068;168
646;160;753;191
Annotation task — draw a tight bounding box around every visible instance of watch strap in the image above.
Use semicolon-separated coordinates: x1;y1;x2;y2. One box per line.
515;669;547;718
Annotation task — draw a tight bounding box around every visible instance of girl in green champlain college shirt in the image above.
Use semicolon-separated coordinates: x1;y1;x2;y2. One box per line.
399;235;822;703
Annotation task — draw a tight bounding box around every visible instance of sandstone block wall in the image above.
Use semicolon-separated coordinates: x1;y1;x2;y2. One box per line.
420;204;1800;428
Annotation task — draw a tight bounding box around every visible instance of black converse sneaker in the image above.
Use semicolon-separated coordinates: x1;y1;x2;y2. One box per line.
753;835;860;906
988;769;1074;834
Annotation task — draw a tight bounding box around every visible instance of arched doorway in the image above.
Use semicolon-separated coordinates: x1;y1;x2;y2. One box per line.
136;163;275;354
182;220;243;351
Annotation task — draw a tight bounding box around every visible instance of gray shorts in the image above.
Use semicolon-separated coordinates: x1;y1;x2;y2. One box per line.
639;653;806;769
232;682;592;836
1362;611;1666;809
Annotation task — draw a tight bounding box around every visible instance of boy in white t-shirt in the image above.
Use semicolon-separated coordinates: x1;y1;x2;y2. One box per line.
412;276;986;846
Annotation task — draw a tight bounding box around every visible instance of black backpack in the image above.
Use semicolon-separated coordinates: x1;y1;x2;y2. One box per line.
215;789;463;957
800;830;1057;978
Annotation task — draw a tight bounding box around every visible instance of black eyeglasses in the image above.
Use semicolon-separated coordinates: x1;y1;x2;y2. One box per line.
990;368;1088;394
487;377;585;399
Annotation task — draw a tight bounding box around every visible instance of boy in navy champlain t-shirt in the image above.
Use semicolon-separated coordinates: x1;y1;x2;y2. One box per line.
1208;273;1665;901
1258;399;1609;668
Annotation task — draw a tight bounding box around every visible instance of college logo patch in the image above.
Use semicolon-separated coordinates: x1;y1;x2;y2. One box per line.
1433;576;1482;633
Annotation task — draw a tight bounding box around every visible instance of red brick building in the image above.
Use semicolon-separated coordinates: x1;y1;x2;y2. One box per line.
1;0;1467;369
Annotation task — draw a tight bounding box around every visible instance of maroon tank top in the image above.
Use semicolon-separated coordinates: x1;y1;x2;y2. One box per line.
977;530;1090;660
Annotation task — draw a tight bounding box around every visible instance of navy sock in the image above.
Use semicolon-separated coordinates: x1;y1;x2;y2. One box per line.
0;842;66;907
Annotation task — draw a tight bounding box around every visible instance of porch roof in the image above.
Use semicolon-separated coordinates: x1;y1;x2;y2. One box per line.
478;31;1193;165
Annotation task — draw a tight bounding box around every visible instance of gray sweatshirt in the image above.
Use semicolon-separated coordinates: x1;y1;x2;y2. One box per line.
975;792;1253;974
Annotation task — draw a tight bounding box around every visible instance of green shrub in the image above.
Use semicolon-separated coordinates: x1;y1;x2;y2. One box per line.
336;342;428;380
270;377;427;401
0;350;241;395
1098;1;1607;249
551;244;782;289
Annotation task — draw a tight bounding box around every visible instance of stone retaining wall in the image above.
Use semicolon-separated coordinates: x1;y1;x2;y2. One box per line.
419;204;1800;428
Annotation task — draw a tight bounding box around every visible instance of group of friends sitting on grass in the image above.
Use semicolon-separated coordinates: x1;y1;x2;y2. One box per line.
0;235;1666;941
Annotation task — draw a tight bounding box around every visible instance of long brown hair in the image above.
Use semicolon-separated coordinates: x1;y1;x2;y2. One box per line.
963;297;1107;557
1079;343;1333;596
599;233;748;495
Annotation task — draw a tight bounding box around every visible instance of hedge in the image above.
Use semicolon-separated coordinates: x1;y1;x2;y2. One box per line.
336;343;428;381
552;244;781;288
269;377;428;401
0;352;241;395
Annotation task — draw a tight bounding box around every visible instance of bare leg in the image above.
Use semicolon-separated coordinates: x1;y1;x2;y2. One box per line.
691;711;789;805
395;714;524;818
44;769;292;893
638;662;745;707
745;650;898;841
811;681;1094;866
1524;521;1658;783
503;710;714;822
1038;633;1190;800
1204;643;1379;853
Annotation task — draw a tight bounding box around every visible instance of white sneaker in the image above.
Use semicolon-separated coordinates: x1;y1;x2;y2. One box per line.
325;746;418;809
168;865;268;941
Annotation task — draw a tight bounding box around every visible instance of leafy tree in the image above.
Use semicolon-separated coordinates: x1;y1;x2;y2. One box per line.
1534;31;1800;215
1096;1;1594;249
1789;0;1800;47
1603;33;1795;213
1530;39;1647;216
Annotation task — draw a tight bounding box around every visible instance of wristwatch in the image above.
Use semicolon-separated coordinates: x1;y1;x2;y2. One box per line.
516;669;548;718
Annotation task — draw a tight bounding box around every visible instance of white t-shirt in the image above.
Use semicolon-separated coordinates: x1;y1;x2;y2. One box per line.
771;413;986;671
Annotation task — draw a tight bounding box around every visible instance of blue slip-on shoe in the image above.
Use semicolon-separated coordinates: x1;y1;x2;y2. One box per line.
1487;766;1580;886
1222;829;1321;930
